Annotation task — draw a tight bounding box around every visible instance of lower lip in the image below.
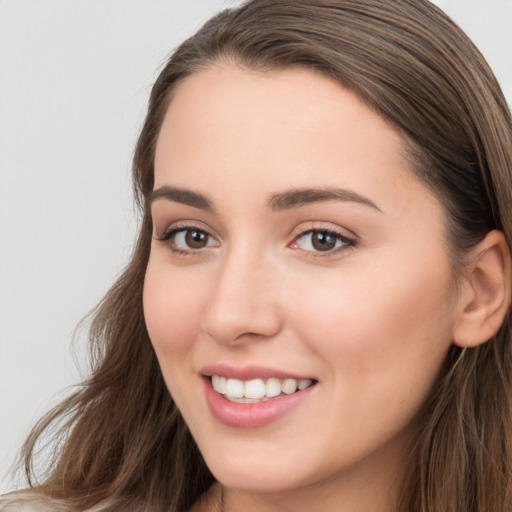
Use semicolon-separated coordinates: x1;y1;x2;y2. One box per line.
203;378;316;428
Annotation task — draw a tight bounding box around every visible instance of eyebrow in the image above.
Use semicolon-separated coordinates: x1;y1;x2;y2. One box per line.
149;186;214;212
149;185;380;213
268;188;381;212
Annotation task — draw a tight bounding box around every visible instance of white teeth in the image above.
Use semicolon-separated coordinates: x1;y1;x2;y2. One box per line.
211;375;227;394
225;378;244;398
282;378;297;395
266;378;282;398
211;376;314;400
244;379;266;399
227;396;264;404
298;379;313;390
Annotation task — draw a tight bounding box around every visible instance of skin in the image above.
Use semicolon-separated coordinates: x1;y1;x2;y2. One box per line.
143;64;464;512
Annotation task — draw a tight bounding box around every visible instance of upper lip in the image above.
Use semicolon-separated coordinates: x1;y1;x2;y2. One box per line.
201;364;316;381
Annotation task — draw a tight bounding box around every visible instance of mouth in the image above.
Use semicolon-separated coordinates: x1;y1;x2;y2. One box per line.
209;375;316;403
201;365;318;428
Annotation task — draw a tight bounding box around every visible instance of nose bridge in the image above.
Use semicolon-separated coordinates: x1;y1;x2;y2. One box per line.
202;243;281;345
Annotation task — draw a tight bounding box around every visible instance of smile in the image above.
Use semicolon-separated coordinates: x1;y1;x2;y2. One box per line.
202;366;318;428
211;375;314;403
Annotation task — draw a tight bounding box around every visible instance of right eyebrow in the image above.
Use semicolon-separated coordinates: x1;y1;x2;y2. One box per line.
148;186;214;212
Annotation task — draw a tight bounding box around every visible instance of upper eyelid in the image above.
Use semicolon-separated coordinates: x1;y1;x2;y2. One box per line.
289;221;358;241
154;220;218;239
296;226;351;237
292;228;355;247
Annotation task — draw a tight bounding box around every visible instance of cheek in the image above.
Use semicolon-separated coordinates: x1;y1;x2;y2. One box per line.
143;259;205;359
142;259;213;422
287;255;456;405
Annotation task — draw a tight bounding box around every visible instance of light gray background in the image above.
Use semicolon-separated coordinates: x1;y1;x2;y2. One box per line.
1;0;511;493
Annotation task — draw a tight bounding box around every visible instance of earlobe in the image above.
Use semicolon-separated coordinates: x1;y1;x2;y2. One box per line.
453;230;512;348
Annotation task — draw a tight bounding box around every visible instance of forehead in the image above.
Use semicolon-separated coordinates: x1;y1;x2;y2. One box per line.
153;64;439;220
156;64;404;164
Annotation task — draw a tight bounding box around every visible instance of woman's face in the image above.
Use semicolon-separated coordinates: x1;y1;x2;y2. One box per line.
144;65;460;498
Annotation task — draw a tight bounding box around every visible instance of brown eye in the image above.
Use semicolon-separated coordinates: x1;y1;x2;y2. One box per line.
184;229;209;249
163;228;219;252
293;229;353;254
311;231;338;251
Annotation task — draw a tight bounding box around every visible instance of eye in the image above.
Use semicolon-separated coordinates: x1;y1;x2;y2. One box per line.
155;226;220;254
291;229;354;254
174;229;215;250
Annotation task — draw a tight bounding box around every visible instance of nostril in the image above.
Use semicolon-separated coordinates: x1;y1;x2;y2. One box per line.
202;308;282;347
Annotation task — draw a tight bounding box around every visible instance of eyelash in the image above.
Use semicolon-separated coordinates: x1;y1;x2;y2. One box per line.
154;224;217;257
154;224;356;259
290;228;356;258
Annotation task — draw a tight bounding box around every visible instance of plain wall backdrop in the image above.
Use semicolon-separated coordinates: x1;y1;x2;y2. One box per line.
1;0;511;494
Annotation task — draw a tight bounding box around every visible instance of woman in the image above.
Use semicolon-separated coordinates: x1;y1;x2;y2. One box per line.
2;0;512;511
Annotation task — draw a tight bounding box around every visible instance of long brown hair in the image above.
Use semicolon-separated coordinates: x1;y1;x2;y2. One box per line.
17;1;512;511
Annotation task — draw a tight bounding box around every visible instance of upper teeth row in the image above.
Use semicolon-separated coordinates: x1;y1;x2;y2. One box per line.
211;375;313;400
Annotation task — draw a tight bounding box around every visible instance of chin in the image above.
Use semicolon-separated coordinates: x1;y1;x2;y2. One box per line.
211;466;304;494
199;445;309;493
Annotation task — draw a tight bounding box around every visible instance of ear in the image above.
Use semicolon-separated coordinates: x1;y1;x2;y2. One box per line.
453;230;511;348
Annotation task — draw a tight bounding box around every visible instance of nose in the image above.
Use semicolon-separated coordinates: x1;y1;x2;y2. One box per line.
201;249;283;346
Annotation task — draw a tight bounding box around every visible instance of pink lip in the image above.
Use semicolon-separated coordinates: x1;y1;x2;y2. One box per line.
201;364;314;381
201;365;317;429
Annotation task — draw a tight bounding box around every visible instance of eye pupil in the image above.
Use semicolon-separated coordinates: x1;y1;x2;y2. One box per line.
312;231;337;251
185;230;208;249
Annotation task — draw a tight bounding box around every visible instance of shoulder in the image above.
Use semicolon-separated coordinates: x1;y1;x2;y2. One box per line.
0;493;60;512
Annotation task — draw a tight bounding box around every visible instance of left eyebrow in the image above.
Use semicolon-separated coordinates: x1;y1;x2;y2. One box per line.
268;187;381;212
